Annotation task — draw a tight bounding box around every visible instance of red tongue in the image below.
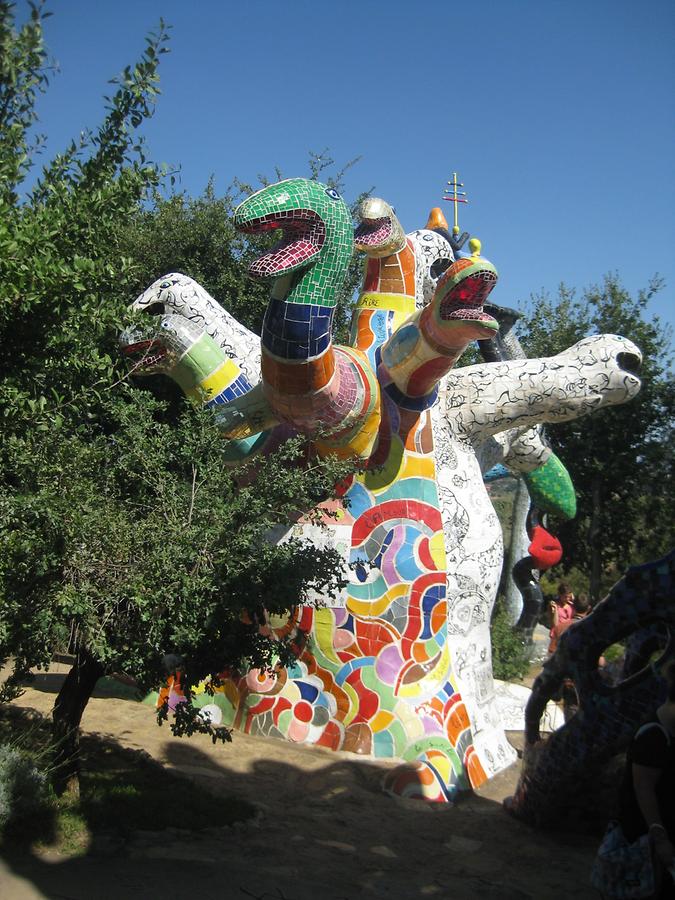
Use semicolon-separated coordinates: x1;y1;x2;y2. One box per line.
122;339;156;356
249;239;317;277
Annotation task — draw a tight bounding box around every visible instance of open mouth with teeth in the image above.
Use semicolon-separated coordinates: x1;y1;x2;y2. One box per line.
120;337;168;371
122;286;170;371
437;263;499;328
237;209;326;278
354;216;392;249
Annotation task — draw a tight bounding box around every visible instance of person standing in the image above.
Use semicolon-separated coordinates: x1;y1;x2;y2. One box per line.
560;592;592;721
548;582;575;655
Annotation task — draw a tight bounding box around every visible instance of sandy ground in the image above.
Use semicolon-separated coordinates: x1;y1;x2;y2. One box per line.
0;664;602;900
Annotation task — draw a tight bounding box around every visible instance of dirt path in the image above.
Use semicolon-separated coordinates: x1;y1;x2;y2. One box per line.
1;668;600;900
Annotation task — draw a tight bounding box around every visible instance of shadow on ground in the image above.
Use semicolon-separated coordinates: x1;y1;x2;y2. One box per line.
1;727;602;900
0;663;608;900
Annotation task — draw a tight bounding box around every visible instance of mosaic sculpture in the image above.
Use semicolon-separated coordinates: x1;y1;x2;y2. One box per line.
506;550;675;824
122;177;642;800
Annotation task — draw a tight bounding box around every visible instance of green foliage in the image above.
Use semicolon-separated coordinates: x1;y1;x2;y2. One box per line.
0;1;50;202
0;7;170;425
1;400;350;695
122;183;271;336
487;477;518;550
0;4;353;714
0;743;51;836
490;601;532;681
455;342;483;368
517;274;675;598
603;643;626;665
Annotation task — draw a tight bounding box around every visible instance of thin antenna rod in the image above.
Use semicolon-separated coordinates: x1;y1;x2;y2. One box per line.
442;172;468;235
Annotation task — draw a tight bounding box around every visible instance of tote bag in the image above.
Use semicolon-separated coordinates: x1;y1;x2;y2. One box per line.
590;821;656;899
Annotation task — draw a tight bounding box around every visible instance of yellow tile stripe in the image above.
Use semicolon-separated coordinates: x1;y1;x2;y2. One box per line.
341;679;361;727
313;608;341;665
400;454;436;480
347;581;409;618
198;358;241;398
357;292;416;314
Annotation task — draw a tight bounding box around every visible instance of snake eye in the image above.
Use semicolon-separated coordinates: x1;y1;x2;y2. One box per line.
160;281;171;289
325;188;340;201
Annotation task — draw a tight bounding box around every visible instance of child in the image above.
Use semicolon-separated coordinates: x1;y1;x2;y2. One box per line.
573;592;591;619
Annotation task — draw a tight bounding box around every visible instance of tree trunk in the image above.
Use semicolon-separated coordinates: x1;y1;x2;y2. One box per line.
52;648;104;796
588;477;603;604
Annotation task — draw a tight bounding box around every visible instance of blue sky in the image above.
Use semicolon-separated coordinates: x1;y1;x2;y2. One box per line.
20;0;675;345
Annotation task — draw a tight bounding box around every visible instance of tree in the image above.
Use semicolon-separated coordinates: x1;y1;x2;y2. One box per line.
0;4;350;793
0;3;168;404
518;274;675;599
121;182;271;338
1;401;349;790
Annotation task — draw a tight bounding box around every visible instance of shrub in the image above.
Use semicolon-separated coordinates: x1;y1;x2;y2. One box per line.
0;743;51;837
491;600;532;681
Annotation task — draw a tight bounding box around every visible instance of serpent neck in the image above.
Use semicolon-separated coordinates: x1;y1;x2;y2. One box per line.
269;235;351;308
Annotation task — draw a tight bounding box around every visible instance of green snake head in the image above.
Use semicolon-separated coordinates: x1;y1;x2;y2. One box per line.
233;178;353;307
354;197;406;258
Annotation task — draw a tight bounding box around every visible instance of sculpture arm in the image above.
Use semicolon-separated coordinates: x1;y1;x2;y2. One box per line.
476;427;576;520
476;425;550;475
444;334;641;441
123;273;283;461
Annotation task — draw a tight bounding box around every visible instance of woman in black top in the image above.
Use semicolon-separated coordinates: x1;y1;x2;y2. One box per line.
618;661;675;898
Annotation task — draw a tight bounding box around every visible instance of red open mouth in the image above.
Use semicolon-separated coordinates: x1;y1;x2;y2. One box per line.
121;338;168;369
438;264;499;327
238;209;326;278
354;216;392;248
